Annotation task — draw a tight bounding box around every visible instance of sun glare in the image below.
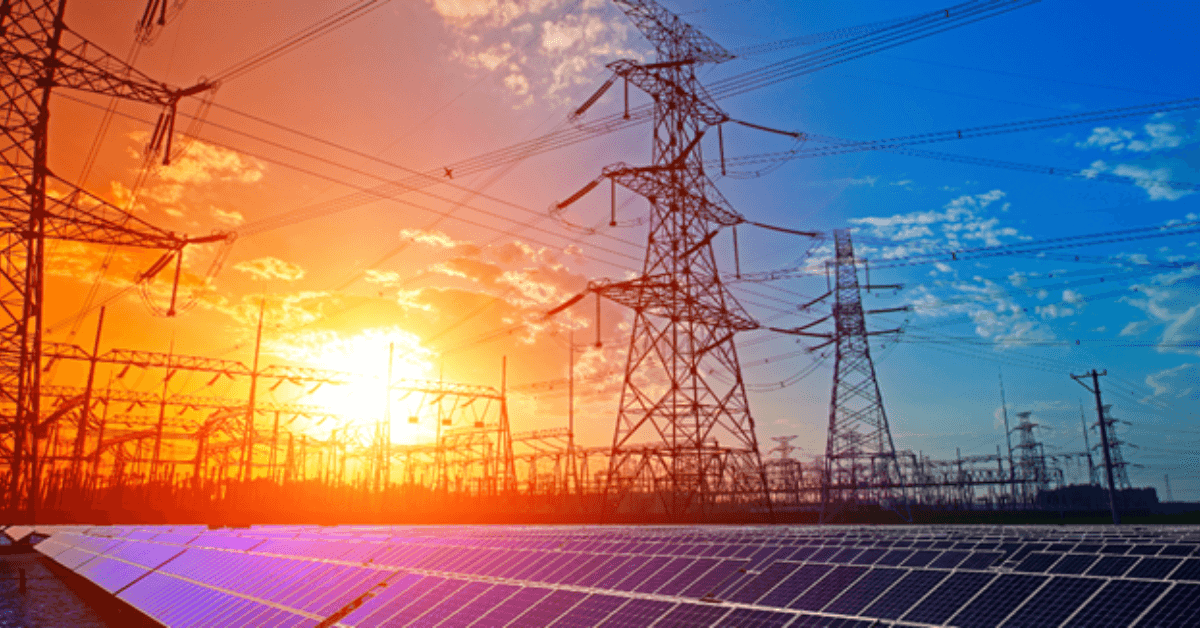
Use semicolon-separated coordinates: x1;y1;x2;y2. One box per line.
272;327;435;444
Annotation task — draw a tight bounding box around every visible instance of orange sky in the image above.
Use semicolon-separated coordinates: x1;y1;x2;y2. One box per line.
43;0;683;449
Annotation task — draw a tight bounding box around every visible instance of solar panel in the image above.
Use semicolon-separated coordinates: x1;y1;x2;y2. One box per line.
930;550;970;569
1086;555;1138;577
1136;582;1200;628
900;550;940;567
655;557;718;596
402;581;491;628
823;567;905;615
790;565;868;611
949;573;1046;628
874;549;912;566
760;564;832;608
864;569;949;620
436;583;521;628
680;559;746;599
903;570;995;625
1000;575;1102;628
718;607;797;628
632;557;694;594
727;561;802;604
1014;552;1059;573
653;602;730;627
596;598;674;628
546;594;627;628
1129;557;1182;579
611;555;672;591
508;589;587;627
1063;579;1170;628
959;551;1004;570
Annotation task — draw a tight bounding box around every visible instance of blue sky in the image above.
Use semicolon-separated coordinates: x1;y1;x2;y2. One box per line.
64;0;1200;498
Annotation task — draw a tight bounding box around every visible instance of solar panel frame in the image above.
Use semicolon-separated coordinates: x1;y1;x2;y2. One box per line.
1062;579;1170;628
789;565;869;612
823;567;905;616
948;572;1046;628
596;597;674;628
435;583;522;628
863;568;949;620
467;586;553;627
545;593;628;628
902;570;996;625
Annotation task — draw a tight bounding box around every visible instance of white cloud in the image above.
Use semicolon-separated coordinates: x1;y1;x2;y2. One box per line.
1077;121;1187;153
233;257;306;282
1144;363;1199;402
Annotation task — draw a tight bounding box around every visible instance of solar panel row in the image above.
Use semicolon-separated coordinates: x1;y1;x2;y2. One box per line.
31;523;1200;627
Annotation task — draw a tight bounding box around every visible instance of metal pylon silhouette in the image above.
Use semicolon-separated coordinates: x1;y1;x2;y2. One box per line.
578;0;771;520
820;230;907;522
1;0;225;520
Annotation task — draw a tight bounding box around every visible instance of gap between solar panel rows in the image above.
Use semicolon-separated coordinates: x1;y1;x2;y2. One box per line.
31;524;1200;628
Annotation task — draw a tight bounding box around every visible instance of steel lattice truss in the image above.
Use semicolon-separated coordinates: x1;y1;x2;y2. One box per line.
821;230;907;521
578;0;771;521
0;0;233;520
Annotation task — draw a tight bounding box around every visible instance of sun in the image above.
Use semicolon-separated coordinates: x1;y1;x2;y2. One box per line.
272;327;434;443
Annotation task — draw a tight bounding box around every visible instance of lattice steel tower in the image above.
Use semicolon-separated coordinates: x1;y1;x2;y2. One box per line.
820;230;906;522
1;0;224;519
567;0;771;520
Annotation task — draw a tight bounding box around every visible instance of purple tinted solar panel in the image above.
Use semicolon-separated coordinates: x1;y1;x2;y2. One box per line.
930;550;970;569
654;602;729;627
437;583;520;628
758;564;832;608
526;552;580;583
558;554;614;586
901;550;941;568
830;548;863;563
509;589;587;627
786;546;818;562
469;586;552;627
824;567;905;616
337;574;428;627
1087;555;1137;577
875;550;912;566
790;565;868;611
597;598;673;628
656;557;718;596
375;578;469;625
960;551;1004;570
728;561;802;604
1128;557;1181;579
850;548;886;565
1049;554;1097;575
1014;552;1059;573
547;594;627;628
1171;558;1200;581
864;569;949;620
719;607;796;627
612;555;671;591
76;556;149;593
1000;575;1102;628
592;556;641;589
807;547;840;562
633;557;693;594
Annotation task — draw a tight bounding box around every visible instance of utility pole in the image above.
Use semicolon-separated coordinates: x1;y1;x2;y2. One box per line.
150;335;175;480
999;370;1015;505
71;306;105;486
1072;369;1119;525
240;299;265;482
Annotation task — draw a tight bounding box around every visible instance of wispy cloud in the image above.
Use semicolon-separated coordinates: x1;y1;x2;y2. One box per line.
233;257;306;282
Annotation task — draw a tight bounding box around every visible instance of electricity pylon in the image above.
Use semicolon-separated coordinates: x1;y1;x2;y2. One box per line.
556;0;772;521
819;230;907;522
1;0;228;520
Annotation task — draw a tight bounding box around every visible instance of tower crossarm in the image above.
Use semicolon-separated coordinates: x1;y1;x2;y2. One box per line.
1;21;212;106
591;275;759;331
603;162;743;227
608;58;727;126
612;0;734;64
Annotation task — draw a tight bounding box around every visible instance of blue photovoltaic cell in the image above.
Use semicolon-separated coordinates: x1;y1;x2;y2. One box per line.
1001;576;1103;628
546;594;627;628
1171;558;1200;581
1128;557;1181;579
728;561;802;604
1101;544;1132;554
1136;582;1200;628
959;551;1004;570
950;573;1045;628
1131;544;1163;555
681;560;747;599
1086;555;1138;577
786;546;818;562
75;556;149;593
864;569;949;620
597;598;674;628
850;548;886;565
436;584;520;628
758;564;832;608
1049;554;1097;575
654;602;730;627
901;550;941;567
807;547;840;562
824;567;905;615
930;550;970;569
903;571;995;625
874;550;912;566
470;586;553;627
718;607;796;628
508;589;587;627
830;548;862;563
1063;579;1169;628
1014;552;1059;573
790;565;868;611
1161;545;1195;557
656;557;718;596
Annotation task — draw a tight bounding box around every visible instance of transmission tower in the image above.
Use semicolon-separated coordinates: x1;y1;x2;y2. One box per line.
556;0;772;520
1011;410;1049;504
1;0;227;521
1099;404;1133;490
820;229;907;522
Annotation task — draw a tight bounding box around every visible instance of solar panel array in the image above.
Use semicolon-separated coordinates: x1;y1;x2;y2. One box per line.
32;523;1200;627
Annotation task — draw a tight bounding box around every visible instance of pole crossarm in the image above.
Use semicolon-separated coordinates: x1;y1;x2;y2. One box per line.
607;59;728;126
603;162;743;226
612;0;734;64
591;274;759;331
